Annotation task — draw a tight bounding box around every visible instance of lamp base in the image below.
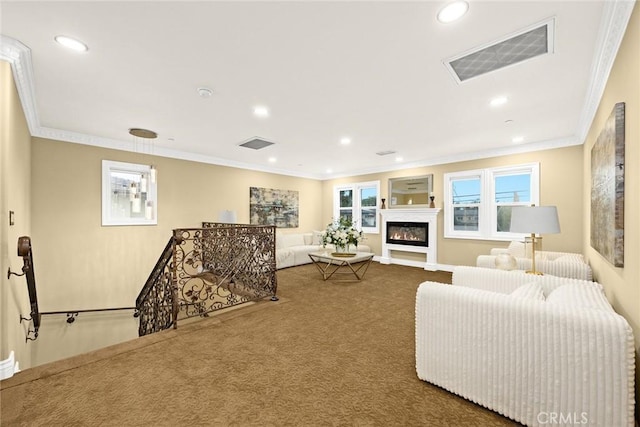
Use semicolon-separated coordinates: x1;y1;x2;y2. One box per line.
525;270;544;275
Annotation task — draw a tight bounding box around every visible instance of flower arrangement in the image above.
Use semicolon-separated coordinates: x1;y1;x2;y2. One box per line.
321;217;363;251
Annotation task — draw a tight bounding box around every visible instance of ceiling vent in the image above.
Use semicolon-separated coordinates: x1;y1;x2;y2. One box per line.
239;137;275;150
445;18;555;83
376;150;397;156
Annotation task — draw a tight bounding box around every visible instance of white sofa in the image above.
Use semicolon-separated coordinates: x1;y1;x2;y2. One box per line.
415;266;635;427
477;241;593;280
275;232;371;269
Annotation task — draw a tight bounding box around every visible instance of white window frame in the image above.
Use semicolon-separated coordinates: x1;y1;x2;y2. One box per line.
333;180;380;234
102;160;158;226
444;163;539;241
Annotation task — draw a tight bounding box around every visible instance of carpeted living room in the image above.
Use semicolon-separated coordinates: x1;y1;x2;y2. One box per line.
2;264;522;426
2;1;640;426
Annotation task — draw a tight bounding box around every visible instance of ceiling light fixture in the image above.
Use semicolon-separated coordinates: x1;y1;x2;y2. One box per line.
437;1;469;24
253;106;269;118
395;156;403;162
512;136;525;143
340;137;351;145
268;157;277;163
54;35;88;52
129;128;158;183
490;96;508;107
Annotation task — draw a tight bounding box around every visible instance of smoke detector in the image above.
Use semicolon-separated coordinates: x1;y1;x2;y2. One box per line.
197;87;213;98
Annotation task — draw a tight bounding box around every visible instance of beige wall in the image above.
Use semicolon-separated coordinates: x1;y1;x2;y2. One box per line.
29;137;323;365
583;3;640;410
322;144;584;267
0;61;33;370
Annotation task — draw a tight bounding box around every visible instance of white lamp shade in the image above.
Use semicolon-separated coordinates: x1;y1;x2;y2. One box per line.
510;206;560;234
218;210;237;224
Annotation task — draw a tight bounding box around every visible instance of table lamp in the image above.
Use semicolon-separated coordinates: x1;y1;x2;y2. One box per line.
510;205;560;275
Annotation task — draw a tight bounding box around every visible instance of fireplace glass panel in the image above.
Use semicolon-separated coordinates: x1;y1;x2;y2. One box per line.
386;222;428;247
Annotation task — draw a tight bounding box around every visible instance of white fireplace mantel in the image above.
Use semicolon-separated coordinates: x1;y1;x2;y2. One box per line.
379;208;441;271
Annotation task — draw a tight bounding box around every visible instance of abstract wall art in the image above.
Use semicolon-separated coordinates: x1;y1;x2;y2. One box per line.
590;102;625;267
250;187;299;228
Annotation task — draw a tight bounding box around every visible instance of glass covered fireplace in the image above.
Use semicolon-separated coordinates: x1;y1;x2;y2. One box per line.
386;221;428;247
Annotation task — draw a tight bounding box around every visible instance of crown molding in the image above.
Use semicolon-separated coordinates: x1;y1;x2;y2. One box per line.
35;126;324;180
324;136;580;180
575;0;635;144
0;35;39;135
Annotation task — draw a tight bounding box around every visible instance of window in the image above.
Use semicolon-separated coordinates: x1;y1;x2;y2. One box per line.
333;181;380;234
444;163;539;240
102;160;158;226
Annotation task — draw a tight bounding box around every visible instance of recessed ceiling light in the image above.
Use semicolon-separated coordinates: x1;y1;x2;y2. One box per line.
437;1;469;24
512;136;525;143
490;96;508;107
340;137;351;145
268;157;277;163
395;156;403;162
253;106;269;118
54;35;88;52
326;168;333;174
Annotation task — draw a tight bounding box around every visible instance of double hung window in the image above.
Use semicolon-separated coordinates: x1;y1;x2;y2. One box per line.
444;163;539;240
333;181;380;234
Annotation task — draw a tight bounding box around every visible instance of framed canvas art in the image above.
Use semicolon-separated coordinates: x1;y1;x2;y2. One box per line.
250;187;299;228
590;102;625;267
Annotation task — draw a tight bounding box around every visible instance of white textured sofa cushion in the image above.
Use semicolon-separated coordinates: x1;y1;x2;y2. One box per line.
281;233;305;248
546;283;614;312
509;282;545;301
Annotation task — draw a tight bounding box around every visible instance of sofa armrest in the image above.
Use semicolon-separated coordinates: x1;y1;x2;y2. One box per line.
415;281;635;427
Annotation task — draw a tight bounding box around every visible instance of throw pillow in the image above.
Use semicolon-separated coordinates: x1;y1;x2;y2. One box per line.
546;283;614;312
312;230;325;246
495;253;517;270
303;233;313;246
507;241;526;258
510;282;545;301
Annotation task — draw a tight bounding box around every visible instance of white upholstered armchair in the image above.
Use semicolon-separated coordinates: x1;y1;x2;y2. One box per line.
415;266;635;427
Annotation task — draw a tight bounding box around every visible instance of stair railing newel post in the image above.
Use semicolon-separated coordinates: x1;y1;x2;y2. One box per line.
171;232;182;330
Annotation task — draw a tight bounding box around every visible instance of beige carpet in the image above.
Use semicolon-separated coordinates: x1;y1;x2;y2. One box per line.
1;263;517;426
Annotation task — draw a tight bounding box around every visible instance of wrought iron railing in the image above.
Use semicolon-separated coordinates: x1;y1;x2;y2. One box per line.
135;236;176;337
7;236;41;341
136;224;277;336
173;223;278;319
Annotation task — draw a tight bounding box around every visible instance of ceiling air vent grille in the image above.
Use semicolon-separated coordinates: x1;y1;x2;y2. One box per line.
239;137;274;150
376;150;397;156
445;19;554;83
